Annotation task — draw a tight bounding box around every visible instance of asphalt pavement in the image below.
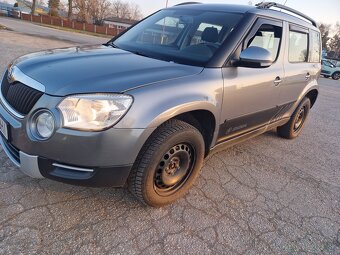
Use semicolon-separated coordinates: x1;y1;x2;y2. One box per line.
0;16;107;45
0;23;339;255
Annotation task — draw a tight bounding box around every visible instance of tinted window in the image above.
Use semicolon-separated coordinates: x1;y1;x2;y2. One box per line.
247;24;282;61
113;9;243;66
289;31;308;62
190;23;222;45
309;30;321;62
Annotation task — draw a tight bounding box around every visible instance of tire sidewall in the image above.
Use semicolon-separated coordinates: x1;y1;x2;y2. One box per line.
332;72;340;80
289;98;311;138
142;128;204;207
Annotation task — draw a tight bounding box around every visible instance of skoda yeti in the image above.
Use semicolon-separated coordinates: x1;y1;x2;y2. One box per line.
0;2;321;206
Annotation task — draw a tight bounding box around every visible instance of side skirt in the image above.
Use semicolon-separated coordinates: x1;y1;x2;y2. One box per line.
208;118;289;157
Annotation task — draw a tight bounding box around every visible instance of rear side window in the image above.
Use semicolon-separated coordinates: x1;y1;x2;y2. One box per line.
309;30;321;62
289;30;308;62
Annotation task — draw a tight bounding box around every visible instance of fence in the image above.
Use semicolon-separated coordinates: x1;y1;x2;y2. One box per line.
18;12;125;37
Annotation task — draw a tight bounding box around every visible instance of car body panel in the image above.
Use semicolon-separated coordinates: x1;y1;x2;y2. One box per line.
0;3;321;188
13;45;203;96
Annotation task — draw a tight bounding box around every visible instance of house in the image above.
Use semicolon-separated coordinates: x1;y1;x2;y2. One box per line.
103;17;138;30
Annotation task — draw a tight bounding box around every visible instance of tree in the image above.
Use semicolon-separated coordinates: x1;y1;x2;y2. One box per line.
319;23;331;51
328;22;340;58
68;0;72;18
111;0;142;20
73;0;142;24
90;0;111;25
23;0;37;15
48;0;60;16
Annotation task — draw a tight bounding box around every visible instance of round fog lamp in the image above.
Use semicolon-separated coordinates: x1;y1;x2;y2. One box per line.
34;111;55;139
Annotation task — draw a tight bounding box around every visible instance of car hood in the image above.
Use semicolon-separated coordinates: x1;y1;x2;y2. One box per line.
13;45;203;96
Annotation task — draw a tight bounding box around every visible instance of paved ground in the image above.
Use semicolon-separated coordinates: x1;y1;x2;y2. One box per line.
0;27;339;255
0;17;106;45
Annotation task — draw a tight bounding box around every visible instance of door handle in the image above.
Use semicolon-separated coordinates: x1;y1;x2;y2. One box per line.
274;76;282;86
305;73;311;80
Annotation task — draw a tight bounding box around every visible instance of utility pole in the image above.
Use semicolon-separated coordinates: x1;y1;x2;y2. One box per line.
166;0;169;8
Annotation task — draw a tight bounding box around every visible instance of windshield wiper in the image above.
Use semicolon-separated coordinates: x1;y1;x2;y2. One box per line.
105;41;119;48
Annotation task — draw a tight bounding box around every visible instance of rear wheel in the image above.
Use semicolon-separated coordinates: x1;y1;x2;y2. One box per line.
332;72;340;80
277;97;311;139
128;119;205;207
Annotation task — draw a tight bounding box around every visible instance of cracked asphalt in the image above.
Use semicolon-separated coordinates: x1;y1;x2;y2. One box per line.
0;28;340;255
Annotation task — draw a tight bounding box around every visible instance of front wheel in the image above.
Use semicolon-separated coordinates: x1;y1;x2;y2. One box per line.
332;72;340;80
128;119;205;207
277;97;311;139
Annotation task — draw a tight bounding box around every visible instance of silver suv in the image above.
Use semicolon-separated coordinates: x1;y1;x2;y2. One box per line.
0;2;321;206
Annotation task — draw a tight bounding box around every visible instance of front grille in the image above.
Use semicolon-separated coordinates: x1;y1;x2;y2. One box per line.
1;71;43;115
1;137;20;164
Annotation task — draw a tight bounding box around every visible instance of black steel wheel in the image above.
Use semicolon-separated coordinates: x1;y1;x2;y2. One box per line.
277;97;311;139
128;119;205;207
154;143;195;196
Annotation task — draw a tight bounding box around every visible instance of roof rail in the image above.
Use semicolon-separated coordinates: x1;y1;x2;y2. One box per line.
256;2;317;27
174;2;202;6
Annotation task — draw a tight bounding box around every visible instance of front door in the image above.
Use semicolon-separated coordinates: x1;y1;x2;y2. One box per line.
219;18;284;142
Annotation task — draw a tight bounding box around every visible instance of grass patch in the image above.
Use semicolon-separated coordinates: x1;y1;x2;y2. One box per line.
36;23;112;39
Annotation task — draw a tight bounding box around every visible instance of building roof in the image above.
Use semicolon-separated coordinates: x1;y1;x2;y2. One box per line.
103;17;138;25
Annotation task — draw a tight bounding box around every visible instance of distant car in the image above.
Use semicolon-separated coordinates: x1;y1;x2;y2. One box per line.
321;60;340;80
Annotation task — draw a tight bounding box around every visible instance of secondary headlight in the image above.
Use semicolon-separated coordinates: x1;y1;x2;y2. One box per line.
29;110;56;140
58;94;133;131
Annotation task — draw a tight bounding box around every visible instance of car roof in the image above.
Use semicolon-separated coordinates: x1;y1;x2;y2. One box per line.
169;3;319;31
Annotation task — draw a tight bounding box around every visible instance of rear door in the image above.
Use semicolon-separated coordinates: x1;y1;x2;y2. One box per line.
278;24;320;106
219;18;284;141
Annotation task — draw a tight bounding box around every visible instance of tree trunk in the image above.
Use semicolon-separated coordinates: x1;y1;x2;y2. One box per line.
68;0;72;19
31;0;36;15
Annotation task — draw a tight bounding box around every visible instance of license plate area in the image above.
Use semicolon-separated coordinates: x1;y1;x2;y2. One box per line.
0;115;9;140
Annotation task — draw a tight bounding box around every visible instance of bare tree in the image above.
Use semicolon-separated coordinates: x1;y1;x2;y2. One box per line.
73;0;142;24
319;23;331;51
67;0;72;18
90;0;111;25
48;0;60;16
127;2;142;20
328;22;340;58
111;0;142;20
23;0;37;15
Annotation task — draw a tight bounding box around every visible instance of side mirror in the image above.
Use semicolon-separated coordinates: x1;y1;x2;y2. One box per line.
238;46;273;68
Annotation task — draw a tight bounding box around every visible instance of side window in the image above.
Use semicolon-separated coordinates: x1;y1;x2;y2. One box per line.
247;24;282;61
309;30;321;62
289;30;308;62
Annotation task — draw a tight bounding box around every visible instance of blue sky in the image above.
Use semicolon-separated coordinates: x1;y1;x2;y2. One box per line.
139;0;340;25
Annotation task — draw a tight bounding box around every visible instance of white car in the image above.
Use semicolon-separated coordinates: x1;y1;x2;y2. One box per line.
321;60;340;80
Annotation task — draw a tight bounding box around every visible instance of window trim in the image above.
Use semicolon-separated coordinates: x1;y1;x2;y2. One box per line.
242;18;283;64
288;24;310;63
308;29;321;63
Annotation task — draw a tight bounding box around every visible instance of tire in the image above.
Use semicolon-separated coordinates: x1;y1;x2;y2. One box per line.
128;119;205;207
332;72;340;80
323;75;330;78
277;97;311;139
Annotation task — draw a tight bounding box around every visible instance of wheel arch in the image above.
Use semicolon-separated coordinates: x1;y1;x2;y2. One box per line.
305;89;318;108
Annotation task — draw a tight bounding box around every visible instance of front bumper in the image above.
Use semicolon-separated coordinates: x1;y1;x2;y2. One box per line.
1;136;132;187
0;92;155;187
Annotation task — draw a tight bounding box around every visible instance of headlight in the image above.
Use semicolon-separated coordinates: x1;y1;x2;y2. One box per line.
30;110;56;139
57;94;133;131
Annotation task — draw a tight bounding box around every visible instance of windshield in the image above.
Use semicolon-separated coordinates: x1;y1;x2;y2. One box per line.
112;9;243;66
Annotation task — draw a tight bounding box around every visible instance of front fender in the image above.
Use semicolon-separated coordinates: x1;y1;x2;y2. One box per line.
115;68;223;129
